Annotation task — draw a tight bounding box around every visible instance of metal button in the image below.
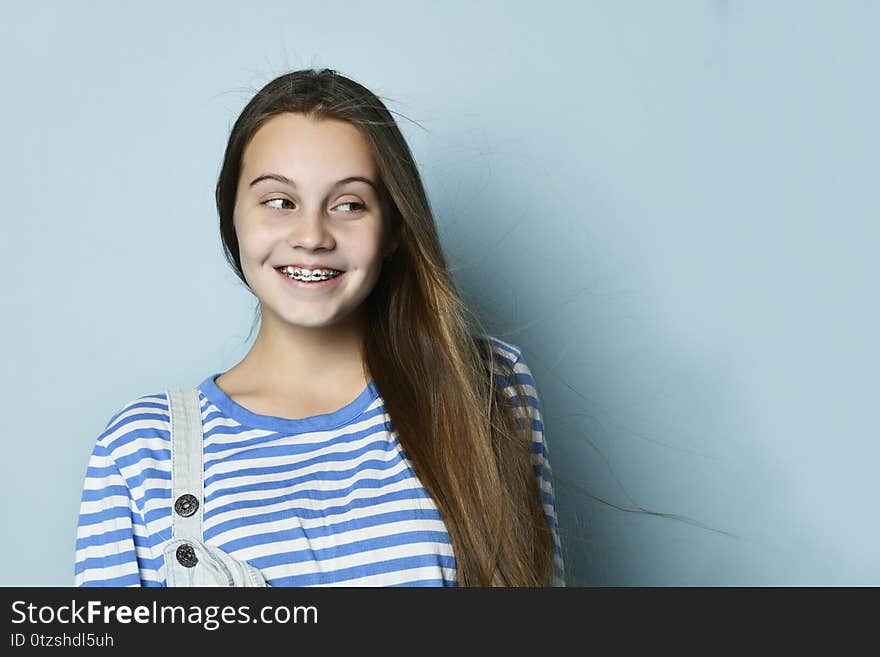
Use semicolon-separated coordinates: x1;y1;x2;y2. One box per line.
174;494;199;518
176;543;198;568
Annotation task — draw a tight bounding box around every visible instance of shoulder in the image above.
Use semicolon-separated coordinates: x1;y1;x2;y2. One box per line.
481;335;524;368
96;392;174;465
478;335;539;389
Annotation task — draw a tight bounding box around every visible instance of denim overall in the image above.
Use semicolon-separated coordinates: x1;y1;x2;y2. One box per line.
163;388;268;587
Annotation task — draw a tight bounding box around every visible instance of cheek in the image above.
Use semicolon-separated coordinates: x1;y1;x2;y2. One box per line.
235;221;274;259
349;242;384;268
343;224;385;266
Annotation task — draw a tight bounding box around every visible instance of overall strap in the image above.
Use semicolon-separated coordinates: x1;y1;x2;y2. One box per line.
167;388;204;543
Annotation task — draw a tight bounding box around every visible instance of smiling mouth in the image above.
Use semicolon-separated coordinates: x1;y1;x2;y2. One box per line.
275;266;343;282
274;267;347;288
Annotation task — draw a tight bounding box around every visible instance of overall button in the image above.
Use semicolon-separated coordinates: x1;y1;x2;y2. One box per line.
176;544;198;568
174;494;199;517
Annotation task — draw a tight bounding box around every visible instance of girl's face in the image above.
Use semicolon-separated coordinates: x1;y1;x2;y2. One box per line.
233;112;397;332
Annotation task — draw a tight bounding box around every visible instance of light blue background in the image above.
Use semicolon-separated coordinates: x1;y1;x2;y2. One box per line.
1;1;876;586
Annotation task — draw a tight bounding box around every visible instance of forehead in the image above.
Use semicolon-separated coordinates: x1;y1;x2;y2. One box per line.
241;112;377;180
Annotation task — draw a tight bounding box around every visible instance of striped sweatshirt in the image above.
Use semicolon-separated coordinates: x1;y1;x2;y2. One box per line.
75;337;565;587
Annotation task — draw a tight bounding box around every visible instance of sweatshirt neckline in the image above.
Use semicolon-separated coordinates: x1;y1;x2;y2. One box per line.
198;372;379;433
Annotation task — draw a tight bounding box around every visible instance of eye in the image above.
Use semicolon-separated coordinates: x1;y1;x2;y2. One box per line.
263;198;294;211
337;201;366;213
261;198;365;213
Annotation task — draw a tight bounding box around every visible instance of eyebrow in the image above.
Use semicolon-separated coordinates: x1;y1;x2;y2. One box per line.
249;173;378;192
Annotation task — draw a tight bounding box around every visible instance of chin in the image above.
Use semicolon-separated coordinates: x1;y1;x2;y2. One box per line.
280;305;362;330
281;314;340;329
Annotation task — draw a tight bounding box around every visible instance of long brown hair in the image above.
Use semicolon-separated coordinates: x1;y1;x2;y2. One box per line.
214;68;554;586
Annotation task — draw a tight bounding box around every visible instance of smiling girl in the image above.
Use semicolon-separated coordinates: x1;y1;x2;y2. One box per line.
75;69;564;587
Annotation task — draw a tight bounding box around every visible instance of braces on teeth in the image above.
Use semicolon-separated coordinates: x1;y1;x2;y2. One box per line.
279;266;342;282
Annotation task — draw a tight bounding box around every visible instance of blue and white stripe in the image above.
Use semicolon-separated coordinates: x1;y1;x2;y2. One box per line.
75;337;565;587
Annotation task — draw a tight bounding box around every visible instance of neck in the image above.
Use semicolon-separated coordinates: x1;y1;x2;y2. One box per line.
233;306;370;391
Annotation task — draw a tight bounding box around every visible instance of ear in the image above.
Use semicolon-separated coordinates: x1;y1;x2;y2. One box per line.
385;238;399;259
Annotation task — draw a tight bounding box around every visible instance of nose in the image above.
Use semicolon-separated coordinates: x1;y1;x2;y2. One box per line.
286;206;335;251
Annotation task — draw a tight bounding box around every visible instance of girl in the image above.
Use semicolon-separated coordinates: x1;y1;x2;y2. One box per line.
75;69;565;587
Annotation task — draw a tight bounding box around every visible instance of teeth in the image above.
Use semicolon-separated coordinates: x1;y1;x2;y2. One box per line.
279;266;341;282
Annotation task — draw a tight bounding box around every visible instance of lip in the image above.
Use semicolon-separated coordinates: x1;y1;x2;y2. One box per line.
274;264;345;272
275;266;346;290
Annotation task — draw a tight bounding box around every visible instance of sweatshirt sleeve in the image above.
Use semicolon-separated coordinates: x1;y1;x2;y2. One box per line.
507;348;566;586
74;411;152;587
